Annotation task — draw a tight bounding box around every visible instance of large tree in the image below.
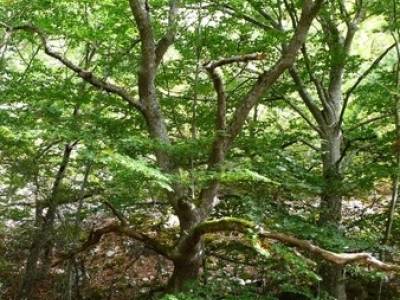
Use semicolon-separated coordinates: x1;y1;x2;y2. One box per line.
1;1;400;299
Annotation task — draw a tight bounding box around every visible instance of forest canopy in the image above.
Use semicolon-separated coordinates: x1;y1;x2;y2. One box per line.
0;0;400;299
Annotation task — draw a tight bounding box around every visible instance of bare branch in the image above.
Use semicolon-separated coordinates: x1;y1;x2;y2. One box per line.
203;53;266;70
262;231;400;272
215;3;278;32
284;97;322;135
246;0;282;30
300;44;329;104
179;217;400;273
53;220;172;266
346;114;392;132
339;43;397;126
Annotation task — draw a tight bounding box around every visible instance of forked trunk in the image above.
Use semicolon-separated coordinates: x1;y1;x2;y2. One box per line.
166;199;204;292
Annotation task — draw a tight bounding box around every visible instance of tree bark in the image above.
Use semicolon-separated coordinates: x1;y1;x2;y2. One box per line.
286;2;366;297
318;83;347;300
9;0;324;294
319;128;343;225
167;249;203;292
17;144;74;300
164;0;324;291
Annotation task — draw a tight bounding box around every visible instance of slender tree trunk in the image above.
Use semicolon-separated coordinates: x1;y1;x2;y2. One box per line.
379;37;400;300
17;144;73;300
384;161;400;245
384;42;400;245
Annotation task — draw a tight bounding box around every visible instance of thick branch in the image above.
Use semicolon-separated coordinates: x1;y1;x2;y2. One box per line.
178;217;400;273
197;53;270;215
225;0;324;148
129;0;172;169
203;52;266;168
1;23;143;113
261;232;400;272
204;64;227;167
53;220;171;266
155;0;180;67
195;0;324;216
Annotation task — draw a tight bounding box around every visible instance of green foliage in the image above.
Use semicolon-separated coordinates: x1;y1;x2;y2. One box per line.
0;0;399;299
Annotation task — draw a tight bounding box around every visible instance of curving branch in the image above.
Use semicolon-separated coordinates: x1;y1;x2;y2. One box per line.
197;53;269;215
339;43;397;126
195;0;325;217
203;52;267;168
177;217;400;273
0;23;144;113
261;232;400;272
52;220;172;266
204;62;227;167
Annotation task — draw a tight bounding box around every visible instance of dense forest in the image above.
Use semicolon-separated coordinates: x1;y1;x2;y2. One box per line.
0;0;400;299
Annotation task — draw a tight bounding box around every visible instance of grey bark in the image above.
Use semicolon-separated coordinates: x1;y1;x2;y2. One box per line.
9;0;324;292
384;38;400;245
286;2;366;298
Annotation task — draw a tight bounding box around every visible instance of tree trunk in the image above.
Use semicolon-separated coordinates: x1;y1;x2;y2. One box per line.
166;198;204;291
17;144;73;300
167;250;203;292
17;206;57;300
320;129;343;224
319;129;346;300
